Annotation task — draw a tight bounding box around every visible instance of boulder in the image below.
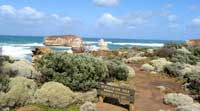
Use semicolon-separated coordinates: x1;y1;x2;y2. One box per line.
140;63;155;72
1;59;41;79
80;102;96;111
151;58;172;72
75;89;97;103
163;93;193;106
0;77;37;108
44;35;83;48
98;39;109;51
33;82;76;108
32;47;51;55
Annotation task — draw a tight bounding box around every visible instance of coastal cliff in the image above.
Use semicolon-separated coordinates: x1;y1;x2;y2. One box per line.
44;35;83;48
186;39;200;46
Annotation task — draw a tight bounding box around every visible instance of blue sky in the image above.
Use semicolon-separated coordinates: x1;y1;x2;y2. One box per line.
0;0;200;40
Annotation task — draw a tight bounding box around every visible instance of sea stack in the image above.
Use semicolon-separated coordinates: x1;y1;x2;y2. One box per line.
44;35;83;47
186;39;200;46
98;38;109;50
44;35;84;53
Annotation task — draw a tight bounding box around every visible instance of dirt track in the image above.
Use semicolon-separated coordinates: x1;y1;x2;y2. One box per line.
97;64;186;111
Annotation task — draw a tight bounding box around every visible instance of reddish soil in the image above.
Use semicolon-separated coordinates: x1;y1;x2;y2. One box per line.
97;64;187;111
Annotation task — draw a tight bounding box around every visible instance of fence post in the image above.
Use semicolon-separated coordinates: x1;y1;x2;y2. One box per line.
129;103;135;111
99;96;104;104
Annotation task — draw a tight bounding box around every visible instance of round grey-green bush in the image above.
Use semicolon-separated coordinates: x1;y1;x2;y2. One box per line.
36;53;108;91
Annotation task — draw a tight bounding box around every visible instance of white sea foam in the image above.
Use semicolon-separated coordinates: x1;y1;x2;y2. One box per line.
0;43;44;47
2;46;32;58
111;42;164;47
84;41;112;44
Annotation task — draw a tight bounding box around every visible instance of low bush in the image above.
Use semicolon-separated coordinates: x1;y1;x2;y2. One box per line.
105;60;129;81
0;56;15;73
184;71;200;94
0;76;9;92
155;47;176;58
170;51;200;65
164;63;185;77
164;42;186;49
36;53;108;91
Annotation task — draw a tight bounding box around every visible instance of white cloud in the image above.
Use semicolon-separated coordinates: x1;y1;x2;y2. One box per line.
192;17;200;25
0;5;75;26
0;5;16;15
93;0;119;7
0;5;80;35
97;12;152;29
97;13;122;27
18;7;44;20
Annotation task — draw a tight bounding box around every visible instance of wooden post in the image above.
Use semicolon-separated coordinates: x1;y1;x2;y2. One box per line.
129;103;135;111
99;96;104;104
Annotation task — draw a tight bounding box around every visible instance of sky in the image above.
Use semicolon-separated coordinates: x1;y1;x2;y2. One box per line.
0;0;200;40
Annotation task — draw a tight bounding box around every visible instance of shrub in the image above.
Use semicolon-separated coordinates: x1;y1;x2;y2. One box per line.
164;63;185;77
193;46;200;56
170;51;200;65
164;42;186;49
155;47;176;58
105;60;129;81
0;56;15;73
0;76;9;92
184;71;200;94
36;53;108;91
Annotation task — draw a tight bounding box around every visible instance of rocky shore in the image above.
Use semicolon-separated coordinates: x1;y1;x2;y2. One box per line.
0;37;200;111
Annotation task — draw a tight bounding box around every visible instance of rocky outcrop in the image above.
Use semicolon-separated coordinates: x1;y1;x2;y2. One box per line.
98;39;109;51
0;77;37;108
32;47;52;66
163;93;193;106
44;35;83;47
186;39;200;46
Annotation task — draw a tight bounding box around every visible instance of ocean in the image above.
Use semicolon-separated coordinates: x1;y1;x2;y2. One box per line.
0;35;184;60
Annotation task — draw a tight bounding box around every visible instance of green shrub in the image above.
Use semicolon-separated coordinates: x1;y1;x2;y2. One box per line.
155;47;176;58
193;46;200;56
164;42;186;49
105;60;129;81
36;53;108;91
164;63;185;77
184;71;200;94
0;76;9;92
170;51;200;65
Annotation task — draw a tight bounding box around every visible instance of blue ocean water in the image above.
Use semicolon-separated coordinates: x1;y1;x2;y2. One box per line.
0;35;184;60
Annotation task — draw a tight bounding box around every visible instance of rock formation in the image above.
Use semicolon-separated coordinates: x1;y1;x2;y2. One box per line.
44;35;83;47
98;39;109;50
32;47;52;66
186;39;200;46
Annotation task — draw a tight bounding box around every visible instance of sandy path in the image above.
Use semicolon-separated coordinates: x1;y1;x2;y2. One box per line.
97;64;186;111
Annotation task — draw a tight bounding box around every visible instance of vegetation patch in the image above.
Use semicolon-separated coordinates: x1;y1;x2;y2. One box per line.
36;53;108;91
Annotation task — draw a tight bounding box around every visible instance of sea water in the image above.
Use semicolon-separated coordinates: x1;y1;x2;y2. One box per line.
0;35;184;61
